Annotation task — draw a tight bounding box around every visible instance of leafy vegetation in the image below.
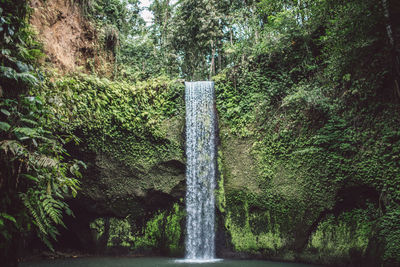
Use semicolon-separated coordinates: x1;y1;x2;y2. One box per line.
0;1;85;265
36;73;184;170
211;0;400;265
1;0;400;266
89;203;184;255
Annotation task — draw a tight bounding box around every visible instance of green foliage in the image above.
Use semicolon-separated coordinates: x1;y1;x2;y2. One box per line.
380;207;400;262
117;34;178;81
89;0;143;35
318;0;386;95
212;0;400;264
133;203;184;254
0;93;85;252
36;73;184;170
89;203;184;254
0;1;84;262
216;150;226;213
1;0;399;264
225;193;284;253
90;217;134;247
309;208;377;264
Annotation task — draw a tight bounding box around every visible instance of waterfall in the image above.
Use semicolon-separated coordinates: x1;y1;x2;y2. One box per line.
184;81;217;260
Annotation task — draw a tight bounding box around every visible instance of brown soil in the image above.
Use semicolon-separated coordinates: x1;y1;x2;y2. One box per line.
29;0;113;74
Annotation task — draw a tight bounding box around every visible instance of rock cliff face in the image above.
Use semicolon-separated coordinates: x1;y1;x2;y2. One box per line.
73;150;186;217
29;2;186;224
58;117;187;253
43;73;384;265
34;72;187;253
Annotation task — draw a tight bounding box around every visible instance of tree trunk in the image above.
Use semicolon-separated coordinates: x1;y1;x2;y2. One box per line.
382;0;394;46
161;0;170;48
382;0;400;98
98;217;110;253
2;232;20;267
209;40;216;80
218;47;222;73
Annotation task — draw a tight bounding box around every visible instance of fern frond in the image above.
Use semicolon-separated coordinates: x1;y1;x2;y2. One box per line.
20;193;46;234
41;195;63;225
32;155;58;168
0;140;26;156
39;234;55;252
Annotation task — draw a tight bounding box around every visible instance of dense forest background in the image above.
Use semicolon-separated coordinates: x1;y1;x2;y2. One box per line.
1;0;400;266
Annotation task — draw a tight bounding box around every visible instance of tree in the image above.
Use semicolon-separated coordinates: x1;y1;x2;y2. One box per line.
169;0;225;79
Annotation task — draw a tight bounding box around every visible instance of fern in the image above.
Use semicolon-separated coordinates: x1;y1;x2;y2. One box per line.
0;0;84;259
40;235;55;252
34;155;58;168
19;189;71;251
20;192;46;234
0;140;26;156
41;195;63;225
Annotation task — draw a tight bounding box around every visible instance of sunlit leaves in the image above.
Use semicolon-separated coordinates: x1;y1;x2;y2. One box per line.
0;121;10;132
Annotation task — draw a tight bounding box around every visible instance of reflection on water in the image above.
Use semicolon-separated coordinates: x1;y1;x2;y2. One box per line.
20;257;318;267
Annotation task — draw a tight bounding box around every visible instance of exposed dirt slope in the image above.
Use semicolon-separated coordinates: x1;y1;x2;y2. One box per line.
29;0;112;73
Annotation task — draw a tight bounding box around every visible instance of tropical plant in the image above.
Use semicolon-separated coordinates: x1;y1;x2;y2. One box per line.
1;1;85;265
0;93;85;257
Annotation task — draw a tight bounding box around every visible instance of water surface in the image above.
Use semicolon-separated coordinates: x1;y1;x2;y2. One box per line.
20;257;317;267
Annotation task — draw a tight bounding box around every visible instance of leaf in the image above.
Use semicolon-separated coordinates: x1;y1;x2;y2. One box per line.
17;72;38;85
0;140;25;155
33;155;58;168
1;109;10;116
1;49;10;56
20;118;38;126
15;61;29;72
13;127;37;139
22;174;39;182
0;121;11;131
65;207;73;216
0;66;17;80
47;182;52;195
0;213;17;225
0;66;38;85
8;27;14;36
32;138;38;147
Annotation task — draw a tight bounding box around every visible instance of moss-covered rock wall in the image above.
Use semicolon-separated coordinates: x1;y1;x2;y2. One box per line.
33;73;187;254
36;70;399;266
213;65;400;266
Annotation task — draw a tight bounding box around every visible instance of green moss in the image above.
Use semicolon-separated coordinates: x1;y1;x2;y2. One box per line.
216;150;226;213
35;73;185;195
215;69;400;264
132;202;184;254
219;127;260;193
89;203;184;254
305;208;377;265
225;199;284;253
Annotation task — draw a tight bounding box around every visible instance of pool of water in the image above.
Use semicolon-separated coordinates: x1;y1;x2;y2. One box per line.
20;257;317;267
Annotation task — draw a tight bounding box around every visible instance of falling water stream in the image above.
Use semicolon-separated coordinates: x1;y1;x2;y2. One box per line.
184;81;217;261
